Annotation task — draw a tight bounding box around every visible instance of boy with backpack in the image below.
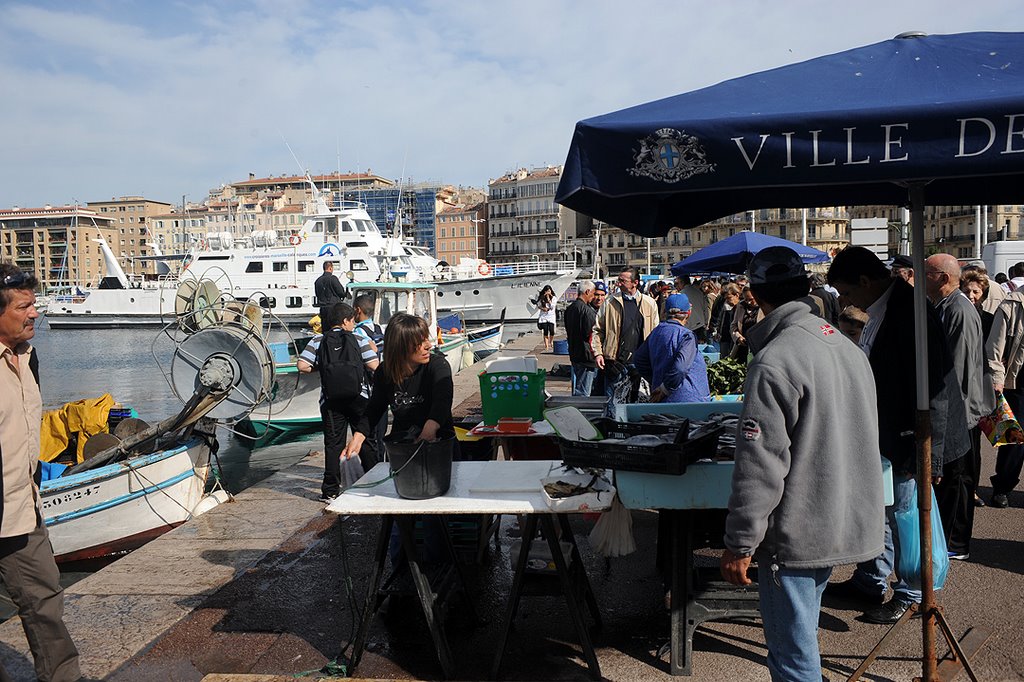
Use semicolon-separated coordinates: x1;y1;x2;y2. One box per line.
297;302;379;500
352;294;387;468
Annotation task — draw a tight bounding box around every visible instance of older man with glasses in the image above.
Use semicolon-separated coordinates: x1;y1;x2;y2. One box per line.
0;263;81;681
591;268;660;415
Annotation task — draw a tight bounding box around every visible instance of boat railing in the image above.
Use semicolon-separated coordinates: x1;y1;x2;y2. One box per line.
433;259;576;280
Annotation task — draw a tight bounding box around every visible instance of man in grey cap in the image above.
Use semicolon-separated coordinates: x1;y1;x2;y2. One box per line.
720;247;884;681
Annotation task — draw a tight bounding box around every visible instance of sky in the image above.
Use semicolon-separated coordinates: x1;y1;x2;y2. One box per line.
1;0;1022;209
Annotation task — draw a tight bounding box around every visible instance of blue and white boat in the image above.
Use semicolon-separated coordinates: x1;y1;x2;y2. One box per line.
41;437;219;564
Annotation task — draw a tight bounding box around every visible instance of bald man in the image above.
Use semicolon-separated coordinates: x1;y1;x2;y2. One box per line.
925;253;991;560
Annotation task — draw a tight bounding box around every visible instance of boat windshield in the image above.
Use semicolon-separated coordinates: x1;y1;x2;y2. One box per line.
363;289;433;326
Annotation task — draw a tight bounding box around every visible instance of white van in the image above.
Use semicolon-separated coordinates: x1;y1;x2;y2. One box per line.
982;241;1024;278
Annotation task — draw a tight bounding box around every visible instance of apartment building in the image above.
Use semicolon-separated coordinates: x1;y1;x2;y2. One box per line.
227;171;393;197
148;204;209;255
85;196;172;261
849;205;1024;259
486;166;583;265
436;202;487;263
0;205;119;290
596;207;850;276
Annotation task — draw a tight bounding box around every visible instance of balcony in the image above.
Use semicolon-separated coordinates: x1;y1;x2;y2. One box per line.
489;246;520;256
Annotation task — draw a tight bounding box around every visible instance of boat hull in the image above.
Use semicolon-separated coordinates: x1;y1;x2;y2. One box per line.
435;269;579;324
46;269;578;328
41;438;212;563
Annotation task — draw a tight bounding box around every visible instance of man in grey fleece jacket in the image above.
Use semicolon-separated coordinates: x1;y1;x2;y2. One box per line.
720;247;885;682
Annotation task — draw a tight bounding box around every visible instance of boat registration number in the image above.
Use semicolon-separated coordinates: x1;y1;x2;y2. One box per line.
42;485;103;510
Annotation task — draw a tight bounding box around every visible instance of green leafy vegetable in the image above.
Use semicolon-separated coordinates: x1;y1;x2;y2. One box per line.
706;357;747;396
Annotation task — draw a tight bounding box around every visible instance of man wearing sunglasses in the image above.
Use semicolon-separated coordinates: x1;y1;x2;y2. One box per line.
0;263;80;681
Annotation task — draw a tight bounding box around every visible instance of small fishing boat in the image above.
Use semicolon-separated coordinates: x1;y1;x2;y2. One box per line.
41;435;221;564
439;308;505;360
40;313;277;564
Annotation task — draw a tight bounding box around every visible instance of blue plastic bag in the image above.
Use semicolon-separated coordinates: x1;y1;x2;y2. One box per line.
895;484;949;591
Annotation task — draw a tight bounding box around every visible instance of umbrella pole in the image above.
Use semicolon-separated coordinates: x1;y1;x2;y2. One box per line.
909;188;938;681
850;186;988;682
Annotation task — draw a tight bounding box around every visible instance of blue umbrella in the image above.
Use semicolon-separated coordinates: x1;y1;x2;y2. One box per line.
556;31;1024;237
670;231;829;275
555;31;1024;679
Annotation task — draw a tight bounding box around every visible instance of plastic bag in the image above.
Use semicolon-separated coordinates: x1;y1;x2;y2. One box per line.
979;392;1024;446
895;484;949;591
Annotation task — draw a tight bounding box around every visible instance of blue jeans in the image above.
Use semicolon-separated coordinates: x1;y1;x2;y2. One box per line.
851;475;922;603
604;364;637;418
570;364;597;397
758;563;832;682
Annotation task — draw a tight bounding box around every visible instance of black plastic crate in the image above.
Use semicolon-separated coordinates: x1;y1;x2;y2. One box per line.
557;418;721;475
590;418;681;440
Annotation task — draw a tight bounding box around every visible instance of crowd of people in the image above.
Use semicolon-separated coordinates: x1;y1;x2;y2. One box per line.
555;247;1024;679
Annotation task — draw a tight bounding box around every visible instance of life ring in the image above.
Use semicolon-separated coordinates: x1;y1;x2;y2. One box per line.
289;234;302;246
477;261;491;276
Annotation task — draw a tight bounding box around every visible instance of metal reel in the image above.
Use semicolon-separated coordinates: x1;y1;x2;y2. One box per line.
168;323;275;421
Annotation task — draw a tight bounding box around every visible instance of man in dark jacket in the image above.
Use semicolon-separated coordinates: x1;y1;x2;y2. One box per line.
721;247;883;681
314;261;349;321
564;280;598;396
826;247;969;624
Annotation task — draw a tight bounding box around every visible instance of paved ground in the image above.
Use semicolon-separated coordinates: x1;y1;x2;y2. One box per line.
1;332;1022;680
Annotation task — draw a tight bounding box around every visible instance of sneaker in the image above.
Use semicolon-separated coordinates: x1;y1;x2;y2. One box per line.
320;491;339;502
823;579;885;606
863;597;916;624
948;551;970;560
991;493;1010;508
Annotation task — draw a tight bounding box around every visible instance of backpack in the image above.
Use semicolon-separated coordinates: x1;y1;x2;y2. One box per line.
315;329;368;401
362;322;385;359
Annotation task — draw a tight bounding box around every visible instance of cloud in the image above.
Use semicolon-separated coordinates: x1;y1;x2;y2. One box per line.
1;0;1022;207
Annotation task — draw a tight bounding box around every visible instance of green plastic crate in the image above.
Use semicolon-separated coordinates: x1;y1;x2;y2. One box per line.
479;370;546;425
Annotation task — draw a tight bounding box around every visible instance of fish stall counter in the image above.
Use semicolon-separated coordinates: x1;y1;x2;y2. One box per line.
615;400;893;676
325;459;607;680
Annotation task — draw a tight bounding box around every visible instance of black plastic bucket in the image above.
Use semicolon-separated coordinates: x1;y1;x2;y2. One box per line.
387;436;455;500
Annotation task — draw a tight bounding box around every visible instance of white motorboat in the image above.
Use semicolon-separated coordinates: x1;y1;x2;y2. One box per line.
46;190;579;328
41;436;221;564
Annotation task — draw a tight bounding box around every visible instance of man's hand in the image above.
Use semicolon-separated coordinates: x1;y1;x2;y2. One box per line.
650;386;668;403
596;355;605;370
994;383;1004;394
720;549;753;586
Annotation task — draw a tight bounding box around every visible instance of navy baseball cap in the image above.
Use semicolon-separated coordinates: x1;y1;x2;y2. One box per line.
593;281;608;293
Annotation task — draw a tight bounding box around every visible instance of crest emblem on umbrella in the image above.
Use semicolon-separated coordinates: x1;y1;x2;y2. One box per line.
630;127;716;183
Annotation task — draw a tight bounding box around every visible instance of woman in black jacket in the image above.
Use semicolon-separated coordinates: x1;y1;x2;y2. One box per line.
344;313;454;458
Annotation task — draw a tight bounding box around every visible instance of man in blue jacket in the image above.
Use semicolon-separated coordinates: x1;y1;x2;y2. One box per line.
720;247;884;681
633;293;711;403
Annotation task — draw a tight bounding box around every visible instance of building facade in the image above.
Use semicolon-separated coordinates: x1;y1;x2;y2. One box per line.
436;202;487;263
849;204;1024;259
85;196;172;261
486;166;583;266
0;205;119;290
595;207;851;276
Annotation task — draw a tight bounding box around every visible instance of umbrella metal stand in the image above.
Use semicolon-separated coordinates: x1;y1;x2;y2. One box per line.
848;185;990;682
